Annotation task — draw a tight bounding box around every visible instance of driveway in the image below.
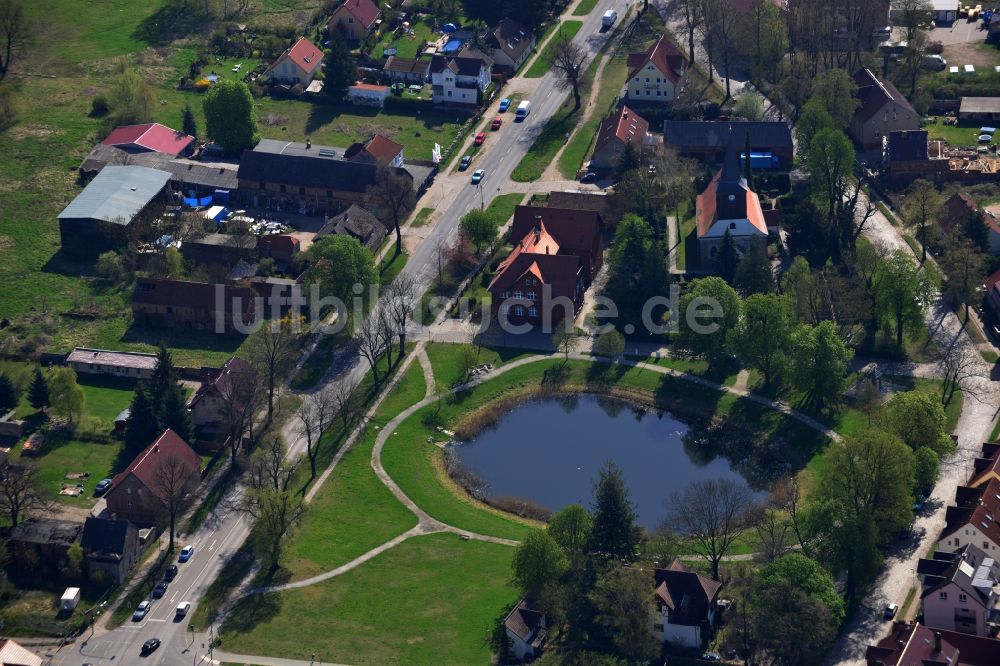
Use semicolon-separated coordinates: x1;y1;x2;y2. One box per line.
929;16;990;46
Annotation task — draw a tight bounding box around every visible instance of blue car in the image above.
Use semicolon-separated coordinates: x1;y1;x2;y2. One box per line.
178;545;194;562
498;97;511;112
95;478;113;496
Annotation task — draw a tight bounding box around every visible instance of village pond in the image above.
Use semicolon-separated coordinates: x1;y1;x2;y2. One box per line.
451;395;768;529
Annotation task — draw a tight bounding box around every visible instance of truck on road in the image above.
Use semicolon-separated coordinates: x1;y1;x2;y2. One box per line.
516;100;531;120
602;10;617;27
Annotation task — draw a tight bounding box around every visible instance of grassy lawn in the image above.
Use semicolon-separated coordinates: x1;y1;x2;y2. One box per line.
991;418;1000;442
482;192;526;228
558;55;629;178
524;21;584;78
924;117;985;148
424;341;535;388
14;437;122;508
511;98;585;182
370;21;436;60
674;214;696;271
281;363;425;581
77;376;135;422
220;533;519;665
411;207;434;228
573;0;600;15
379;248;409;283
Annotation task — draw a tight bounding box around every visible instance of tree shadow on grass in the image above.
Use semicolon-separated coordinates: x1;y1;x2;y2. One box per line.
120;324;245;360
132;5;212;47
219;590;282;637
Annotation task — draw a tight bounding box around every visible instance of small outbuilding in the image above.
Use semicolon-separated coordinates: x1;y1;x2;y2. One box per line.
959;97;1000;122
60;587;81;612
346;83;391;107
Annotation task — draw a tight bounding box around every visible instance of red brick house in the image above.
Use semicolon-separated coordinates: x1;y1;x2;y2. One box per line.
488;206;602;327
258;233;301;267
104;429;201;526
132;277;256;334
591;105;650;172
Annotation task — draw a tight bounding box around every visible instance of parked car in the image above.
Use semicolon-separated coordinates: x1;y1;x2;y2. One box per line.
701;653;722;662
459;155;472;171
176;601;191;618
473;132;486;146
152;582;168;599
491;116;502;130
922;54;947;70
884;602;899;619
94;478;113;496
498;97;511;112
178;545;194;562
580;172;598;183
141;638;161;655
164;564;178;581
132;600;151;622
471;169;486;184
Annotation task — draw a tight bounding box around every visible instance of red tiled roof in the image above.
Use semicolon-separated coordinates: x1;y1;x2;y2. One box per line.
133;277;255;313
695;169;768;238
594;105;649;154
511;206;601;254
488;252;580;300
282;37;324;75
626;35;687;84
364;134;403;163
101;123;194;156
259;233;301;253
350;83;390;92
865;622;960;665
337;0;381;29
942;477;1000;548
109;429;200;498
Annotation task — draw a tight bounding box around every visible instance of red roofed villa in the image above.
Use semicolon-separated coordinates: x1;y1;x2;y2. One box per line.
101;123;194;156
345;133;405;167
591;105;650;171
327;0;381;41
265;37;325;86
626;35;688;104
653;559;723;648
104;429;201;526
695;136;769;262
488;206;602;327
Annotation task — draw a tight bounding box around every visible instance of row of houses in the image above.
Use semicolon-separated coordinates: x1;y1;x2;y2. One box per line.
505;558;723;660
865;440;1000;665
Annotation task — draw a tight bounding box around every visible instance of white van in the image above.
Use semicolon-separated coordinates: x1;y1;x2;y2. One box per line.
516;100;531;120
602;10;618;27
176;601;191;618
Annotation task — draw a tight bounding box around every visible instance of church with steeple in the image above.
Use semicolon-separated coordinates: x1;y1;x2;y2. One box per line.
694;129;769;263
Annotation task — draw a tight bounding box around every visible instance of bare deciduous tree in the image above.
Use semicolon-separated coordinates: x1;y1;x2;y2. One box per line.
0;462;50;527
331;380;357;433
549;38;588;112
152;454;199;551
218;361;261;465
366;166;416;257
357;308;388;390
939;339;987;406
294;387;337;479
383;274;417;359
376;304;399;369
247;437;299;493
666;478;760;580
0;0;29;83
674;0;702;64
246;316;300;424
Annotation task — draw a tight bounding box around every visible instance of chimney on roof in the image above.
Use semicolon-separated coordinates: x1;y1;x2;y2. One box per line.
546;245;550;254
934;632;942;653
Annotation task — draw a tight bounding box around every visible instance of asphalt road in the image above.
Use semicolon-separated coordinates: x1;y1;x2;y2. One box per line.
45;4;621;664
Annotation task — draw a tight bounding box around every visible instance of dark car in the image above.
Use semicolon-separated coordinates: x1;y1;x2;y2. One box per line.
152;582;168;598
164;564;178;581
884;603;899;620
94;478;113;496
459;155;472;171
141;638;161;655
580;172;598;183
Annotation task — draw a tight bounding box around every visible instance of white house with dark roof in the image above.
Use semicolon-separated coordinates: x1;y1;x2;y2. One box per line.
429;51;493;106
485;18;535;72
66;348;159;381
653;559;723;648
503;598;546;660
917;544;1000;636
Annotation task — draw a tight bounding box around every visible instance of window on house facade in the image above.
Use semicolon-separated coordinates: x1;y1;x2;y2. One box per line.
645;77;650;82
646;90;651;95
959;594;967;602
514;290;523;299
986;541;991;549
527;291;536;300
514;305;524;315
500;305;509;314
448;90;452;97
940;591;948;600
529;306;537;317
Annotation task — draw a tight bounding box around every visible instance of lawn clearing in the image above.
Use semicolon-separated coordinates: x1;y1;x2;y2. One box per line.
14;437;122;508
77;376;136;423
511;102;584;182
524;21;584;78
221;533;519;665
482;192;526;228
370;21;437;60
925;118;984;148
411;207;435;228
573;0;600;15
379;248;409;284
424;342;535;389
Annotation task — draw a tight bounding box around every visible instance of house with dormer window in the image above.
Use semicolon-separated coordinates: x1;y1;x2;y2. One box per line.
327;0;381;41
941;478;1000;558
652;559;722;648
264;37;324;86
626;35;687;103
429;52;493;106
848;68;920;149
917;544;1000;636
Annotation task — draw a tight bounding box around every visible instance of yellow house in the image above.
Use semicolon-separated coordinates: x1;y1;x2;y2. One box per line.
327;0;381;42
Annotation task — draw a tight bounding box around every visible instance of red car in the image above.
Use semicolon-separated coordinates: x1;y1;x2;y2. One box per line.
474;132;486;146
491;116;502;130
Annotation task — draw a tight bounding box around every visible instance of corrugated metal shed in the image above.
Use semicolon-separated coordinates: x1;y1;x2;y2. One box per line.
59;165;171;225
